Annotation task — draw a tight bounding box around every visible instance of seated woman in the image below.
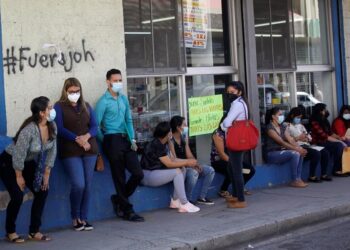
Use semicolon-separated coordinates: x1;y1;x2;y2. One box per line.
332;105;350;145
264;107;308;188
140;121;200;213
310;103;348;177
211;116;255;198
284;107;331;182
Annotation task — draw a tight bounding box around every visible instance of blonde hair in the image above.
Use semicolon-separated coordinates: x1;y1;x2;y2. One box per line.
58;77;89;114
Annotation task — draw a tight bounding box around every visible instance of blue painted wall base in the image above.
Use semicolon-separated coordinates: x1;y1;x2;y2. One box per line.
0;136;314;235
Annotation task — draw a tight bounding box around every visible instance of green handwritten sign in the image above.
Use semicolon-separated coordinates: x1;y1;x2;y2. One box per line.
188;95;223;136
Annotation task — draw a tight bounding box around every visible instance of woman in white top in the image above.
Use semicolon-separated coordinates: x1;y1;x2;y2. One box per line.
284;107;332;182
221;81;249;208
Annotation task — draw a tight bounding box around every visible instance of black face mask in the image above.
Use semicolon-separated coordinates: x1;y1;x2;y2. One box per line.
226;93;239;103
223;93;238;113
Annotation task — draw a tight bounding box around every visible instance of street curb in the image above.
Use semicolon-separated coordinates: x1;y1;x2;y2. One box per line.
173;203;350;250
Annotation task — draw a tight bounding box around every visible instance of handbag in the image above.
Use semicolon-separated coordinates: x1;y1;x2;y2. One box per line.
342;147;350;174
95;153;105;172
226;100;259;151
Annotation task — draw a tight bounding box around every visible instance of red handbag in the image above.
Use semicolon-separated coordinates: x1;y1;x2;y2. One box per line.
226;101;259;151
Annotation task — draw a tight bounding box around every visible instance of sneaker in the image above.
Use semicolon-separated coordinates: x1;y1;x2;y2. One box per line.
178;202;200;213
290;180;308;188
197;198;214;205
169;198;180;209
83;222;94;231
73;222;85;231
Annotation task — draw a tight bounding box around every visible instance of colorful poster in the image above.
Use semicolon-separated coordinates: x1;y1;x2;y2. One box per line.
183;0;208;49
188;95;223;136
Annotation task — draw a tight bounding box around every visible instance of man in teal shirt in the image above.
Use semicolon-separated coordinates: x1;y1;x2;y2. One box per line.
95;69;144;222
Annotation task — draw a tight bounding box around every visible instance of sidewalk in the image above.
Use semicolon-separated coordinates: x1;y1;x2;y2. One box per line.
1;177;350;250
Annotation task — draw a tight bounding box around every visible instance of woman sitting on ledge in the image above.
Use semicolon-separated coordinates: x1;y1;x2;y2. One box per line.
140;121;200;213
264;107;308;188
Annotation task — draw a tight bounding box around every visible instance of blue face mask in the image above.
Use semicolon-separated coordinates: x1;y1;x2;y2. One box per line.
293;117;301;124
111;82;123;94
278;115;285;124
182;126;189;137
47;109;56;122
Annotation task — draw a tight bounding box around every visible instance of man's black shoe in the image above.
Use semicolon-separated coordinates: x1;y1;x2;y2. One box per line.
110;194;124;217
123;212;145;222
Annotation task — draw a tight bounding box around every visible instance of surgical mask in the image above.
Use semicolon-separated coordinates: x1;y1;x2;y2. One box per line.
293;117;301;124
182;126;189;136
67;92;80;103
47;109;56;122
277;115;285;124
343;114;350;120
111;82;123;94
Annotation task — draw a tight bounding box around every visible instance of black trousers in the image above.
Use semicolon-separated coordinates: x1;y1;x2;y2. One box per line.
212;160;255;191
318;141;345;174
303;146;330;177
0;152;48;234
103;134;144;214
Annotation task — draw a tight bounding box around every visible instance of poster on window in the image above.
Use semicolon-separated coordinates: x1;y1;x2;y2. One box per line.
183;0;208;49
188;95;223;136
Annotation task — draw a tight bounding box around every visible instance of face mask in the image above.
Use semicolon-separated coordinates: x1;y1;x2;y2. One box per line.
67;93;80;103
293;117;301;124
47;109;56;122
111;82;123;94
182;126;189;136
343;114;350;120
277;115;284;124
226;93;239;103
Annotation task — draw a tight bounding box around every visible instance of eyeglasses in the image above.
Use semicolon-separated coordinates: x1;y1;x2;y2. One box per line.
67;90;80;94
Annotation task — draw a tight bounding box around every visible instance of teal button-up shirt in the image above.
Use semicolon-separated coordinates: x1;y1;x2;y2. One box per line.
95;90;134;142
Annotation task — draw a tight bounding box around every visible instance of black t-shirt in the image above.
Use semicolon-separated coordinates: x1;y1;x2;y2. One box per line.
141;138;168;170
172;136;187;159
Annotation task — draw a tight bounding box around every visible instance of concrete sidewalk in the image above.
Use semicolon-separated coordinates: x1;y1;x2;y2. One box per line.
1;177;350;250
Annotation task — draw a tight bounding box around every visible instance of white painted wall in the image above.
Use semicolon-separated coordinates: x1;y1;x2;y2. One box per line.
344;0;350;102
1;0;126;135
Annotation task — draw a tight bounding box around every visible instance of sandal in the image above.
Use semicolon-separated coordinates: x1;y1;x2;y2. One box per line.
6;234;25;244
28;232;51;241
6;233;25;243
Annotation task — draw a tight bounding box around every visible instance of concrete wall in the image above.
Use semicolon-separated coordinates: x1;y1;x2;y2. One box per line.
344;0;350;102
0;0;126;136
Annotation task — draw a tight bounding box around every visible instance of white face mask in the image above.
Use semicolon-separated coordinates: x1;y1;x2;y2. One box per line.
47;109;56;122
343;114;350;120
67;92;81;103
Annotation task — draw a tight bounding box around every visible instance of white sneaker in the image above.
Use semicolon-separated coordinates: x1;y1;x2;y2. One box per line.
169;198;180;209
178;202;200;213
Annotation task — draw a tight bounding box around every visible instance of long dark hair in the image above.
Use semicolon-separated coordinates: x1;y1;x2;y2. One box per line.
226;81;249;116
337;105;350;129
285;107;303;123
14;96;56;143
310;103;330;132
265;107;281;125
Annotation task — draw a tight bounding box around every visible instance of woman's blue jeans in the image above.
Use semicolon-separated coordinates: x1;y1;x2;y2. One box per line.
62;155;97;220
267;150;303;181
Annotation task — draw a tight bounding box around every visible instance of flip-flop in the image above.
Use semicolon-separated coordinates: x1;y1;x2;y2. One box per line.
6;234;25;243
28;233;51;241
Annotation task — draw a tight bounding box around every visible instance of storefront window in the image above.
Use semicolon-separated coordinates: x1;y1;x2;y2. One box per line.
127;76;180;145
293;0;329;65
296;72;334;120
254;0;295;70
185;74;232;162
123;0;185;75
185;0;230;67
257;72;292;127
